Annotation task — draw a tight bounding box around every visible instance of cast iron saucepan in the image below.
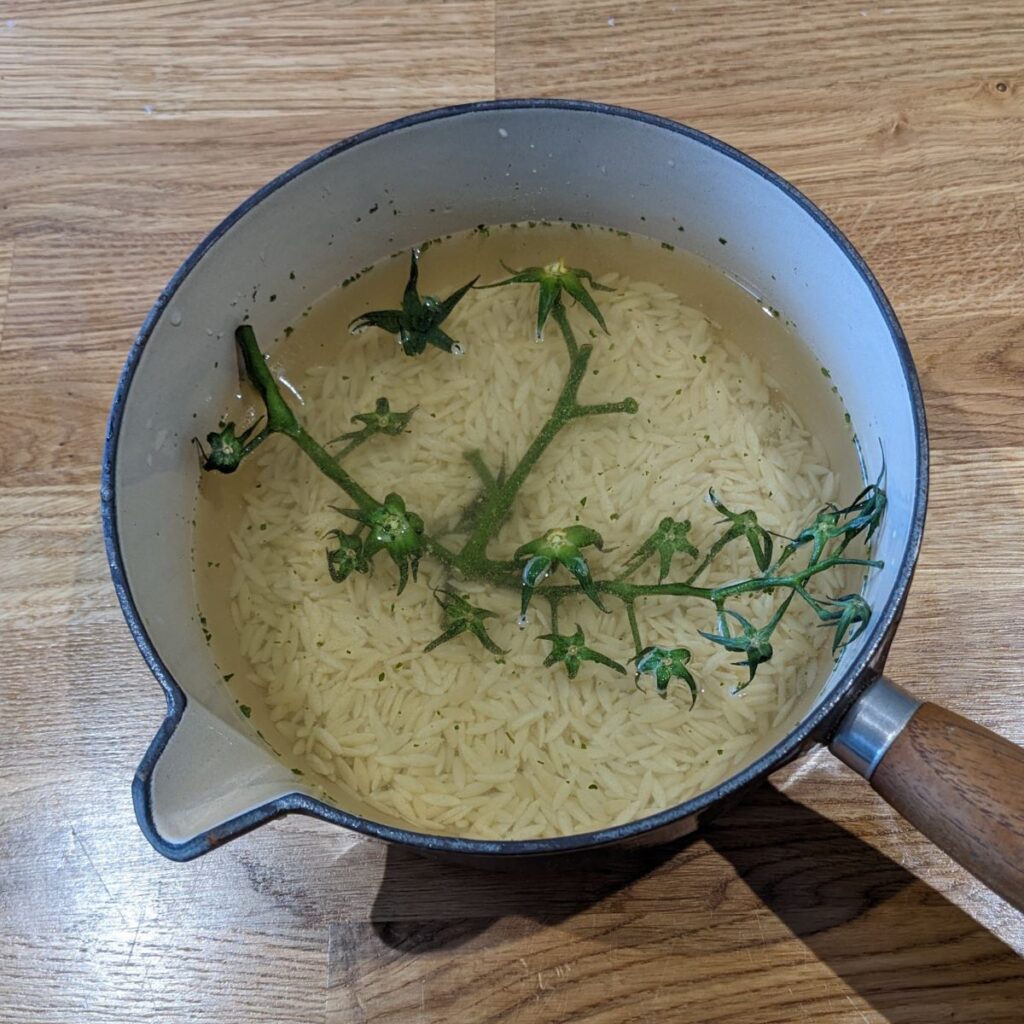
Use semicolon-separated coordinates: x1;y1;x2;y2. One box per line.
102;100;1024;908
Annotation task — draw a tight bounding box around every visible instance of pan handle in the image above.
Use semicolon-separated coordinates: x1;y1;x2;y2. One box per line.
830;676;1024;910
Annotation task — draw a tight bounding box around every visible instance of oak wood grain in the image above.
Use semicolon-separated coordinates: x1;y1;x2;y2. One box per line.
2;2;1023;1022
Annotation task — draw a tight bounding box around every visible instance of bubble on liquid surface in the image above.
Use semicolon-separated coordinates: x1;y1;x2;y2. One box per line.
168;309;182;327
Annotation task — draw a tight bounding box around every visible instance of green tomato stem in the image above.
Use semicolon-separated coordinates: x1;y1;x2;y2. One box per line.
333;435;368;461
234;326;474;573
458;311;636;569
289;423;378;512
625;600;643;657
539;553;881;605
464;449;499;493
574;399;640;417
219;271;881;690
240;426;271;460
552;301;579;359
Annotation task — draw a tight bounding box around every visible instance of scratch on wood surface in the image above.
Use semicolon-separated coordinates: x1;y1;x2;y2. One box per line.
123;912;144;966
846;993;872;1024
69;825;130;929
753;906;768;946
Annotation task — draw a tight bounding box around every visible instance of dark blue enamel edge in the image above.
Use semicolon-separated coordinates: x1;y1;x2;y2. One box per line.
102;98;929;862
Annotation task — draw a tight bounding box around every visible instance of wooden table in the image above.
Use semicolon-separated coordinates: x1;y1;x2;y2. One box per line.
2;2;1023;1020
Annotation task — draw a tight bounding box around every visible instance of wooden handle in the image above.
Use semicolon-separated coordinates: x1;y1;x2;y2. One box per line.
871;702;1024;910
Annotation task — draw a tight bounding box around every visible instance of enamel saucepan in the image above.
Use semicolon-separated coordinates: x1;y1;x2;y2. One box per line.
102;100;1024;907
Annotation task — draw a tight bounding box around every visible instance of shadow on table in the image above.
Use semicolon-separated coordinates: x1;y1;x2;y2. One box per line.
709;785;1024;1020
370;783;1024;1020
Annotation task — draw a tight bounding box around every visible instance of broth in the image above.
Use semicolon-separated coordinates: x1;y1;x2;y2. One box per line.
194;222;862;838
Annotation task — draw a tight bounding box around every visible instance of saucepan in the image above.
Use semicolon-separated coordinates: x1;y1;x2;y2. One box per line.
101;100;1024;908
